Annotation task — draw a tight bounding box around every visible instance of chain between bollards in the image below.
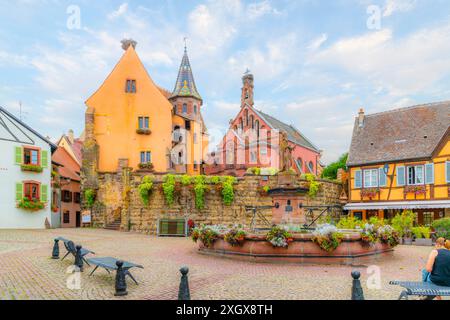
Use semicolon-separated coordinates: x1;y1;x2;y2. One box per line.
351;271;365;300
178;266;190;300
52;239;60;259
115;260;128;296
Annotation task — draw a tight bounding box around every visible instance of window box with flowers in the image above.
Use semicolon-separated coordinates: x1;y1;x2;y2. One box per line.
138;162;154;171
21;164;44;173
17;198;45;211
360;187;380;199
136;128;151;135
404;185;426;196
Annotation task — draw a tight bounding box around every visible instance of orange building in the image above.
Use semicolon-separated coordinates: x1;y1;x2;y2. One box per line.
83;40;208;176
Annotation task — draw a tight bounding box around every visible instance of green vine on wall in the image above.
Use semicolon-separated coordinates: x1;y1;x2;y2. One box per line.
221;176;236;206
303;173;320;198
84;189;96;209
138;176;154;206
193;175;208;210
162;174;176;206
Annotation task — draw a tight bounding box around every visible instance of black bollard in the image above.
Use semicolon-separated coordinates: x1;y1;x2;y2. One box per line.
178;266;191;300
351;271;365;300
52;239;60;259
74;245;84;272
115;260;128;296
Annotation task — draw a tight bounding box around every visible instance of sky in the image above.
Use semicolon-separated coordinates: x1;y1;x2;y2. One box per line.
1;0;450;164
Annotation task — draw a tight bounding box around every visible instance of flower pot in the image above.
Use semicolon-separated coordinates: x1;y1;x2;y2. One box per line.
414;238;433;246
402;237;413;245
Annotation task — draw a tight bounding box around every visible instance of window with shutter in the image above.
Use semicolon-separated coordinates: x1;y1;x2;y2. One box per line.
397;166;406;186
41;150;48;168
41;185;48;202
425;163;434;184
379;168;387;187
15;183;23;201
15;146;22;165
354;170;362;189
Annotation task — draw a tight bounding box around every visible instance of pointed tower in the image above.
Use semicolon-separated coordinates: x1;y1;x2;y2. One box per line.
241;69;254;107
169;45;202;119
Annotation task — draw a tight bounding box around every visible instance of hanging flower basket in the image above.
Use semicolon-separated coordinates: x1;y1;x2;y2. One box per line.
404;185;426;196
360;187;380;199
21;164;43;173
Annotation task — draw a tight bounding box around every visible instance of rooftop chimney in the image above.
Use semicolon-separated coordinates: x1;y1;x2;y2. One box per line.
68;129;74;144
358;108;365;128
121;39;137;51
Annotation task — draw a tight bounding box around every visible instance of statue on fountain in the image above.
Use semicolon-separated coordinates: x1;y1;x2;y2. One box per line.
279;131;294;173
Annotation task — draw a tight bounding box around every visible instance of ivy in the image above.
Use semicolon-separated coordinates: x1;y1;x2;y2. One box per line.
138;176;154;206
303;173;320;198
193;175;208;210
221;176;236;206
84;189;96;208
162;174;176;206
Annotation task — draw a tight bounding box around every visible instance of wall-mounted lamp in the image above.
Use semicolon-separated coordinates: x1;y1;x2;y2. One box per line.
383;164;389;175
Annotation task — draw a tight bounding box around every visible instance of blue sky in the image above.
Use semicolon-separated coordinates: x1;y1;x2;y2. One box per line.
1;0;450;164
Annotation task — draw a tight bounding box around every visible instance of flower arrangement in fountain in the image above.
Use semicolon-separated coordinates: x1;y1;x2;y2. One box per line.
191;224;227;248
312;224;344;252
266;225;294;248
224;225;247;246
377;225;400;247
360;223;378;246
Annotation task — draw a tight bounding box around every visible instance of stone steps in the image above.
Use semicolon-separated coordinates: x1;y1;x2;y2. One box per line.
104;220;121;231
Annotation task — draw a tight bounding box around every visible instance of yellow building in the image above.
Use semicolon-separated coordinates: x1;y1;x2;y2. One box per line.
83;39;208;176
344;102;450;225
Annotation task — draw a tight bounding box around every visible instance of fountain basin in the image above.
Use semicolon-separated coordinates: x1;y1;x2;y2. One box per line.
197;233;394;265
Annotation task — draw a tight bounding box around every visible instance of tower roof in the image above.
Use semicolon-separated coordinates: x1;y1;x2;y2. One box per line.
171;48;202;101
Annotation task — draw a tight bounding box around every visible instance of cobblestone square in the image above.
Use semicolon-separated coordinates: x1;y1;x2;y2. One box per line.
0;228;443;300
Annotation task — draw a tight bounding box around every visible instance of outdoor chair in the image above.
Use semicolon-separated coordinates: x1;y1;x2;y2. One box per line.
390;281;450;300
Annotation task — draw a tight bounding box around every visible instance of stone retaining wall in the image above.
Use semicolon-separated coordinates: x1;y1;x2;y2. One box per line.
86;171;343;235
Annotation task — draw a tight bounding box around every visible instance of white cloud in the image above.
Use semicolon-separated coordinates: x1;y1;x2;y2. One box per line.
307;33;328;51
383;0;417;17
309;22;450;97
108;3;129;20
247;0;281;19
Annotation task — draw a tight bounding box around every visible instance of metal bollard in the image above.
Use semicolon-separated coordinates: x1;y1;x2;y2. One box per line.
351;271;365;300
115;260;128;296
178;266;191;300
52;239;60;259
74;245;84;272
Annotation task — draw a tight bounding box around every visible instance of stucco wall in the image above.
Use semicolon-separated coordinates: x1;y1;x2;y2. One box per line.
0;138;52;229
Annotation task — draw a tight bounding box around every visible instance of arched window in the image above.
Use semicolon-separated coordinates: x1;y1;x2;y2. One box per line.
308;161;314;173
255;120;260;137
296;158;303;173
182;103;187;113
245;109;249;126
250;115;254;129
194;105;197;114
239;118;243;131
245;89;249;99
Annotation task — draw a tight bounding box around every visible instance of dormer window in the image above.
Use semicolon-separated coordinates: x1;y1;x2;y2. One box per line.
125;79;136;93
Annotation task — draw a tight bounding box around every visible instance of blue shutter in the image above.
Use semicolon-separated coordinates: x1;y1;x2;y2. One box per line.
354;170;362;189
397;166;405;186
379;168;387;187
446;161;450;183
425;163;434;184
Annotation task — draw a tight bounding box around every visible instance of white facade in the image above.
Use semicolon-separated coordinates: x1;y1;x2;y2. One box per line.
0;107;54;229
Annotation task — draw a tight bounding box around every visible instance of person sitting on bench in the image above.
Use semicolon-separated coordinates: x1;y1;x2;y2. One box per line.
422;237;450;300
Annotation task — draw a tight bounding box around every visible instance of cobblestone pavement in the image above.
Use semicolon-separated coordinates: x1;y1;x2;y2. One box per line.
0;228;443;300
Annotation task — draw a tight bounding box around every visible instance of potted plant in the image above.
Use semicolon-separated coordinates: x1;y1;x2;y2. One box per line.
432;218;450;239
224;226;247;246
412;226;432;246
312;224;344;252
391;210;415;245
266;225;293;248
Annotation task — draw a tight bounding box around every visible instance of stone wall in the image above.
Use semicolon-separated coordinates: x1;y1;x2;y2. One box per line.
87;172;343;235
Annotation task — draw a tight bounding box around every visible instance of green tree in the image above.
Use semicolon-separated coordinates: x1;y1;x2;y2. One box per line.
321;153;348;180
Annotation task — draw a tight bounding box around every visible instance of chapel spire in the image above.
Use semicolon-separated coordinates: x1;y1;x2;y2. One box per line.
170;44;202;101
